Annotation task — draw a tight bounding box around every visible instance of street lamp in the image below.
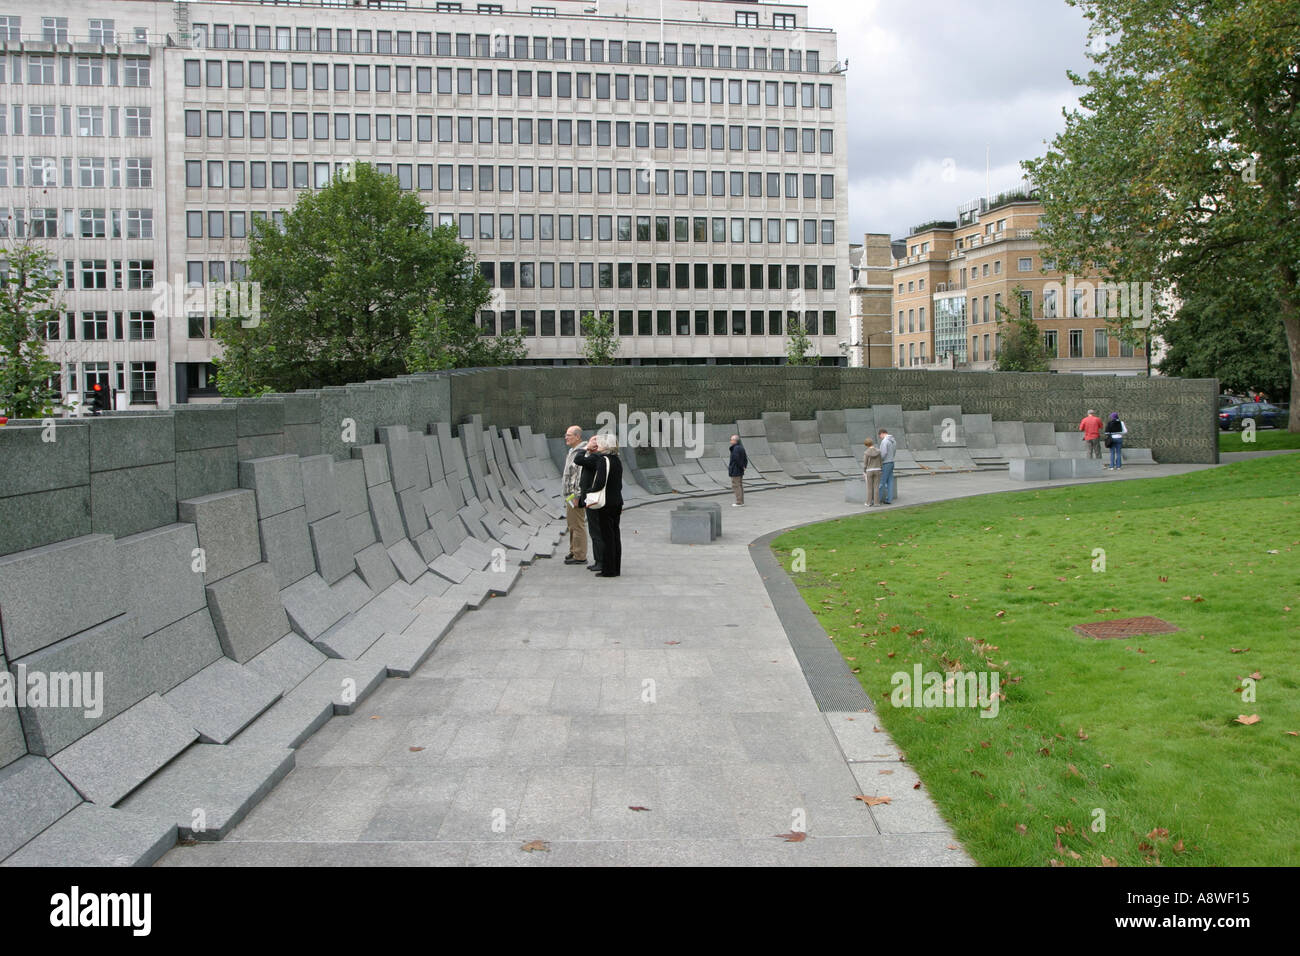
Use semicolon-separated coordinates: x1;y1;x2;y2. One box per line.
851;330;891;368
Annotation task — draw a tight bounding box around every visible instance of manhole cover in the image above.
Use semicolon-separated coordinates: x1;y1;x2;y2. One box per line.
1072;616;1181;639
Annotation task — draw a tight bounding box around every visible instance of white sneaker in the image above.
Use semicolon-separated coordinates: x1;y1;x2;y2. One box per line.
731;502;741;507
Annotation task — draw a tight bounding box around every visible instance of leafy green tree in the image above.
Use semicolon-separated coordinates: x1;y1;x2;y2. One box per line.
215;163;495;393
579;310;620;365
993;290;1051;372
0;244;62;418
405;300;527;371
1025;0;1299;426
785;316;816;366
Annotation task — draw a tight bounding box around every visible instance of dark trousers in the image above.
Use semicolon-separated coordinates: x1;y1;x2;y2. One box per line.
598;507;622;576
586;505;605;567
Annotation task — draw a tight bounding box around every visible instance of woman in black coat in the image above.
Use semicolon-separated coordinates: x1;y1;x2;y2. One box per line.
574;436;607;573
592;435;623;577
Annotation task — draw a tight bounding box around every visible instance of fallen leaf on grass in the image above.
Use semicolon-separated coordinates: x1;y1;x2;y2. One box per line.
912;782;921;790
1076;728;1090;740
408;746;425;752
521;840;550;852
1287;731;1299;737
854;795;891;806
1230;647;1250;654
1147;827;1170;840
1100;856;1118;867
774;831;807;842
1015;823;1028;835
1249;671;1263;680
1234;714;1261;725
628;806;652;812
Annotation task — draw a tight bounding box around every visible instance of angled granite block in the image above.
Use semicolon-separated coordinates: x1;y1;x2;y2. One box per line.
331;573;374;615
117;742;295;841
334;458;369;519
50;695;198;806
0;534;120;660
397;486;430;539
117;523;206;638
283;423;322;460
298;455;341;522
178;488;261;586
351;443;390;487
421;432;446;482
90;415;174;472
0;485;92;559
360;610;458;679
422;480;457;518
380;428;427;493
294;657;387;715
367;482;405;548
429;553;473;585
233;399;285;438
387;539;427;584
14;615;149;755
0;755;83;861
346;511;378;554
258;506;315;590
142;609;223;696
0;420;89;498
280;573;350;640
225;693;332;752
175;446;239;501
238;454;305;519
412;528;444;563
314;612;383;660
246;633;328;695
353;542;399;593
90;462;177;540
236;433;288;462
205;563;291;663
308;512;355;585
0;657;25;769
174;404;238;452
0;803;177;867
162;658;282;744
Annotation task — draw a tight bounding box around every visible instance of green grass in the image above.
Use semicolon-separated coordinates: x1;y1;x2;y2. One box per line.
773;456;1300;867
1219;429;1300;452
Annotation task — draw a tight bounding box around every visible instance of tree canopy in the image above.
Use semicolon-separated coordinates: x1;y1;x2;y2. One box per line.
0;244;62;418
215;163;513;393
1025;0;1299;425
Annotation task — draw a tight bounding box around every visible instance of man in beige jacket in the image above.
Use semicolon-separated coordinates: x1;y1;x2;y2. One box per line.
561;425;587;565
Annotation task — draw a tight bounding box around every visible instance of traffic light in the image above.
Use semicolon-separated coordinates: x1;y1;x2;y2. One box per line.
89;382;111;414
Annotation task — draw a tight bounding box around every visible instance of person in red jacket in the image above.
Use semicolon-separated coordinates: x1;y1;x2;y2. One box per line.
1079;409;1104;459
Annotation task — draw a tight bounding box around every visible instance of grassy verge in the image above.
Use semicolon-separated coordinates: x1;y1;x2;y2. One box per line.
1218;429;1300;452
772;456;1299;866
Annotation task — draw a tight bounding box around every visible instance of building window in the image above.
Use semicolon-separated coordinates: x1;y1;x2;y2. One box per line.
1094;329;1109;358
1018;256;1033;272
736;11;758;28
1043;330;1059;357
1069;329;1084;358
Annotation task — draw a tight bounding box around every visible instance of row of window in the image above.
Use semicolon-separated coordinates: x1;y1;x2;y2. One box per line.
476;261;837;291
2;54;151;87
899;288;1138;332
0;16;137;46
57;258;154;291
0;156;152;187
1040;330;1138;359
2;104;152;136
43;310;157;341
187;22;819;73
476;309;838;339
1;207;153;239
183;58;835;107
183;109;838;153
52;360;158;406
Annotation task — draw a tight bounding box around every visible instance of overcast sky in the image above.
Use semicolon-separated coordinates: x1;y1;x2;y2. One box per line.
807;0;1094;241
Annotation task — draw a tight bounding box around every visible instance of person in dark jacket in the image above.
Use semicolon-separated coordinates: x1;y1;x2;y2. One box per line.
728;435;748;506
589;434;623;577
574;436;606;572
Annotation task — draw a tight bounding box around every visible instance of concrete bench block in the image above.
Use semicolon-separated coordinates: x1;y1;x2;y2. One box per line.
844;478;868;503
51;694;198;806
1124;448;1156;464
281;573;351;641
227;693;333;753
397;486;431;539
1009;459;1052;482
0;803;177;867
246;633;328;695
143;610;223;696
412;528;444;563
1071;458;1105;477
0;755;83;860
354;542;399;593
387;539;427;585
258;506;315;590
90;462;177;540
315;613;384;661
346;511;378;554
299;455;341;522
671;510;713;544
678;501;721;538
117;742;295;841
297;658;387;715
331;573;374;614
361;610;458;679
117;524;206;638
429;552;473;584
0;534;121;660
350;443;391;487
238;455;305;520
179;488;261;586
13;615;148;755
421;433;446;483
205;563;291;663
367;482;405;548
162;658;282;745
308;512;355;586
1023;423;1057;446
1048;458;1076;479
334;458;369;519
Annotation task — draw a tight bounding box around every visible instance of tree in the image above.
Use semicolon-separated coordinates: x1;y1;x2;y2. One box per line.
579;310;620;365
0;244;62;418
215;163;495;393
786;316;817;366
405;300;527;371
993;289;1051;372
1025;0;1299;427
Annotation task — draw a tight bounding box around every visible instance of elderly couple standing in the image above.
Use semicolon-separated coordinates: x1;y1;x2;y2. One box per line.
561;426;624;577
861;429;896;507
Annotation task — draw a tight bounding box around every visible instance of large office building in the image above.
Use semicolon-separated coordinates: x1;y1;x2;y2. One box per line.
0;0;849;409
891;193;1150;375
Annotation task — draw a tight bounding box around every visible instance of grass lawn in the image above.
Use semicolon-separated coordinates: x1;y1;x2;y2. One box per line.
1218;429;1300;452
772;456;1299;866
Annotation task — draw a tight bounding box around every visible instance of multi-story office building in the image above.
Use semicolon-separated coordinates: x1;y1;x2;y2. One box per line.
890;193;1149;375
0;0;848;409
845;232;891;368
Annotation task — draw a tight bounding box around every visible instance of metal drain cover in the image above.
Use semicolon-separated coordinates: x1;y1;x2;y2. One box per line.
1072;616;1181;639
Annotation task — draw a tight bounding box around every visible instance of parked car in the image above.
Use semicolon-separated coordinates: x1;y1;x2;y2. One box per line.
1219;394;1247;409
1219;402;1289;430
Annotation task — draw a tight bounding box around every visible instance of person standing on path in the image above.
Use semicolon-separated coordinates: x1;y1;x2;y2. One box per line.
575;435;605;572
728;435;748;507
862;438;883;506
561;425;587;566
1104;412;1127;470
591;434;623;577
877;429;897;504
1079;409;1104;459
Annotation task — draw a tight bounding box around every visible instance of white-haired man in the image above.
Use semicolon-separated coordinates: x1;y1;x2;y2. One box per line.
561;425;587;565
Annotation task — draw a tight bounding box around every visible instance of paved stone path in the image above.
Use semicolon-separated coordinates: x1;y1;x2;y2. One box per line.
159;462;1211;866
